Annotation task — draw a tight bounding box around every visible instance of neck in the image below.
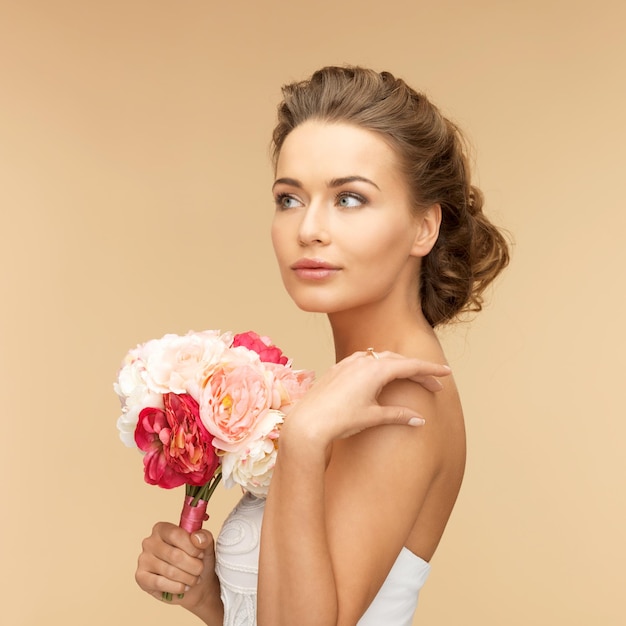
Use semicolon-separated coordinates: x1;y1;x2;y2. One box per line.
328;298;433;362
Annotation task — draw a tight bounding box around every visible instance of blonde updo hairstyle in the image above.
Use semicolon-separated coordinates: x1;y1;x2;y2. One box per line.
271;66;510;327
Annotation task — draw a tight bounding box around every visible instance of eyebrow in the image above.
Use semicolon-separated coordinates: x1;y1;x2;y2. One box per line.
329;176;380;190
272;175;380;191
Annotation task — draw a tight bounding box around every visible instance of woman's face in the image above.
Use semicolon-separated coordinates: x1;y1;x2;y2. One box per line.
271;120;426;316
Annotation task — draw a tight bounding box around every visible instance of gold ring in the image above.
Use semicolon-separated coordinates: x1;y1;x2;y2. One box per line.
366;347;380;360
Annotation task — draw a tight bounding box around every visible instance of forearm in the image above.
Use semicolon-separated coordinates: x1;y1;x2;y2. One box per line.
257;436;338;626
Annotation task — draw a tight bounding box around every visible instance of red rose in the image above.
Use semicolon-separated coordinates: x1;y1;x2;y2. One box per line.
135;393;220;489
232;331;288;365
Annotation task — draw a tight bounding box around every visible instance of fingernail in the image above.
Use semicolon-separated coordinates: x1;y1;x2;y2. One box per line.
408;417;426;427
185;585;191;592
193;532;205;545
442;365;452;371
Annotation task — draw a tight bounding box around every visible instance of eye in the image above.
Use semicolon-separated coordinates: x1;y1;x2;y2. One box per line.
274;193;303;210
336;192;366;208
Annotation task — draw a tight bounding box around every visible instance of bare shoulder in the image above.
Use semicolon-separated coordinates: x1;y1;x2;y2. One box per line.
315;341;466;618
323;340;464;528
328;334;465;486
376;363;465;476
378;335;465;457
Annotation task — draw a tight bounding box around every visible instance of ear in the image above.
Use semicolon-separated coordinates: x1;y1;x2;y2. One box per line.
410;203;442;257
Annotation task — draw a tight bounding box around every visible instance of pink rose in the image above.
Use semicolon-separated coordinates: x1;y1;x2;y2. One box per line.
199;361;273;452
232;331;289;365
264;363;315;409
134;393;220;489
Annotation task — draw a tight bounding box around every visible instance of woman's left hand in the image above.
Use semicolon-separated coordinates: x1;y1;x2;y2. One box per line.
281;350;451;443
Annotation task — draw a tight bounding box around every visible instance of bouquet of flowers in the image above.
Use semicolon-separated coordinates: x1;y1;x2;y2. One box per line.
114;329;314;597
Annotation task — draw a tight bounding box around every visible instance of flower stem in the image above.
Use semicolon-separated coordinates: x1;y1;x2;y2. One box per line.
190;468;222;507
161;471;222;602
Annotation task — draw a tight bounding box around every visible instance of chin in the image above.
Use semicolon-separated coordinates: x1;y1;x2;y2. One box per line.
287;291;340;314
293;296;363;316
283;281;372;315
292;299;333;314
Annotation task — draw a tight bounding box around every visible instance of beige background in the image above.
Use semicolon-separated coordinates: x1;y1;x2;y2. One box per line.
1;1;624;624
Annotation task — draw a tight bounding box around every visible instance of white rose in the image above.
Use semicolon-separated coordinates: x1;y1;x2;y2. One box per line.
220;409;284;498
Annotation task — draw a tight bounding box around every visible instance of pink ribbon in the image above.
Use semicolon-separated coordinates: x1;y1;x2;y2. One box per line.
179;496;210;533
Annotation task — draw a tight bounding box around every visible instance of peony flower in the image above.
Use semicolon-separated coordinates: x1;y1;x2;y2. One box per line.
199;356;274;452
114;350;147;400
115;351;163;447
264;362;315;410
220;409;284;498
134;393;220;489
143;331;230;396
116;329;314;504
232;331;289;365
134;406;184;489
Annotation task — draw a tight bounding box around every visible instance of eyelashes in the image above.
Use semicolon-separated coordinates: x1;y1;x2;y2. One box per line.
273;191;368;210
274;193;302;210
336;191;366;208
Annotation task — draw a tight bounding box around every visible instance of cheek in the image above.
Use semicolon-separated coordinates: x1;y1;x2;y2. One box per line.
270;221;292;271
349;228;418;292
354;222;412;264
270;221;283;257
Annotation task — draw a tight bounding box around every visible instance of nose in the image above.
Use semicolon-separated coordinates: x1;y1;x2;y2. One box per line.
297;203;330;246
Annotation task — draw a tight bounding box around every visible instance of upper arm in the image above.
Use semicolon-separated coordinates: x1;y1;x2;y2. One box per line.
323;379;444;624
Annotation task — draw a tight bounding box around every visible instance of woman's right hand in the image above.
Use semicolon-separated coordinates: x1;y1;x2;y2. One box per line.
135;522;223;622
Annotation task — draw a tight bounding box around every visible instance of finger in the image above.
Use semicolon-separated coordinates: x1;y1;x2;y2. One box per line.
139;540;204;586
136;561;193;597
153;522;208;560
156;543;205;579
378;352;451;374
156;522;198;549
190;529;213;553
373;357;451;389
359;350;450;376
407;375;444;392
376;405;427;427
136;553;191;591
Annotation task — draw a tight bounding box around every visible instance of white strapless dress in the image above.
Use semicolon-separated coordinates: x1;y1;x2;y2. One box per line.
215;492;430;626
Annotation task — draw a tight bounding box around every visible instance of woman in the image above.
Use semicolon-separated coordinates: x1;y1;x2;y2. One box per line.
135;66;509;625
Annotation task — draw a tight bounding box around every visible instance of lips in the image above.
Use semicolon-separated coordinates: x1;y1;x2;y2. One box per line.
290;258;340;280
291;258;338;270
